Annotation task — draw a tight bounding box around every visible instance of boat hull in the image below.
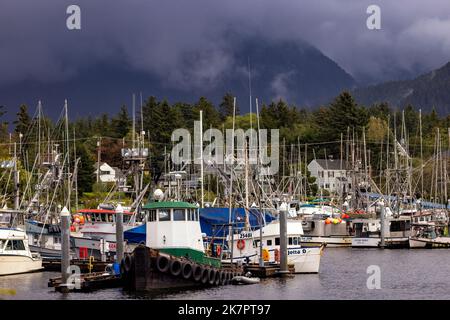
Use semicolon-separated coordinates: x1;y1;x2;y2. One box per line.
0;255;43;276
352;237;409;248
409;237;450;248
300;236;353;248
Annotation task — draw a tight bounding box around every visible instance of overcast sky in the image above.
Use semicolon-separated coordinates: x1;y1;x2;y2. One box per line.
1;0;450;88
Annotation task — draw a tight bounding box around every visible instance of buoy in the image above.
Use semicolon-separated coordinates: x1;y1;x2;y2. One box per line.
325;218;332;224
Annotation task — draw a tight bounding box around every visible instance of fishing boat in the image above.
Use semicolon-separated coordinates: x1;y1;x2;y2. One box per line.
226;219;325;273
297;215;353;247
70;207;140;259
351;216;411;248
409;222;450;248
0;228;43;276
121;198;240;290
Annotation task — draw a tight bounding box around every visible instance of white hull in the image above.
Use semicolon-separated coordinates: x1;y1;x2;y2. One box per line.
300;236;352;247
229;246;324;273
287;246;323;273
0;255;42;276
352;237;380;247
409;238;427;248
409;237;450;248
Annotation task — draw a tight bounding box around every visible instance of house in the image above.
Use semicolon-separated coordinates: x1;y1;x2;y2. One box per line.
93;162;125;184
307;159;351;194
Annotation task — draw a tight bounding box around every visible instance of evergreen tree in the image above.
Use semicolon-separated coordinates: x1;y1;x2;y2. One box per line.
111;105;131;138
14;104;31;135
219;93;239;121
76;143;95;194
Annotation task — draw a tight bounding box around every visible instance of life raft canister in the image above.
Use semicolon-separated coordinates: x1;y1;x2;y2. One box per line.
237;239;245;250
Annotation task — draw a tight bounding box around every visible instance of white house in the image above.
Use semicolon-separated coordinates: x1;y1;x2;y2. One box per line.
307;159;351;194
93;162;124;183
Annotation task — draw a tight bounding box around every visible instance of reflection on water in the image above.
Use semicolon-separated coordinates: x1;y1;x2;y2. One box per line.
2;248;450;300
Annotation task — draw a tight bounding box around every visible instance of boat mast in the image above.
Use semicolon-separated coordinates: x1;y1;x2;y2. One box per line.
199;110;204;208
64;100;71;211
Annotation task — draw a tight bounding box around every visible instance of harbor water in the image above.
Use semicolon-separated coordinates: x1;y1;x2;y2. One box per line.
2;248;450;300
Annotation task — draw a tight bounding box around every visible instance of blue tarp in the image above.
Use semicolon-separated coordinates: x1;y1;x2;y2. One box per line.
124;224;146;244
199;207;276;238
124;207;277;244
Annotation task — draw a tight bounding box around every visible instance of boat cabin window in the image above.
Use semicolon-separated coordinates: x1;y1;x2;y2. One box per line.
187;209;194;221
0;213;11;224
5;240;25;251
158;209;171;221
173;209;185;221
275;237;280;245
289;237;300;245
253;239;260;248
267;239;272;246
147;210;157;222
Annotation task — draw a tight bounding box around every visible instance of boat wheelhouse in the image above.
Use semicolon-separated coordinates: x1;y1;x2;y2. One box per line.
140;201;220;267
0;228;43;276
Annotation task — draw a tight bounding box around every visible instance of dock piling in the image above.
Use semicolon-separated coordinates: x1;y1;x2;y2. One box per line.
60;206;71;293
278;202;289;276
116;204;124;264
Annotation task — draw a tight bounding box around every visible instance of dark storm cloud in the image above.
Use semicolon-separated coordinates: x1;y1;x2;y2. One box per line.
1;0;450;87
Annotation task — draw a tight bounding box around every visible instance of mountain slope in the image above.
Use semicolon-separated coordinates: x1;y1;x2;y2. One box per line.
353;62;450;114
0;35;356;120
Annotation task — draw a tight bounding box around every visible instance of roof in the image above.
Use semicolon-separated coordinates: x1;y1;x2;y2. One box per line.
143;201;198;209
310;159;349;171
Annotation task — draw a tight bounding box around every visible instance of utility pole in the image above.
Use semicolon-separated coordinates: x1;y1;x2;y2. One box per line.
96;137;101;183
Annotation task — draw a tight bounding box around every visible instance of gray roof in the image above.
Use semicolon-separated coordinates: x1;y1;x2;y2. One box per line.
312;159;349;170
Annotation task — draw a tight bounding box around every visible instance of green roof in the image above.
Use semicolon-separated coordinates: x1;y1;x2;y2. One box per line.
143;201;198;209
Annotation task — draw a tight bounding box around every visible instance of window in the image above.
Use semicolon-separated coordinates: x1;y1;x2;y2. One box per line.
253;240;260;248
173;209;185;221
293;237;299;245
275;237;280;245
5;240;25;251
148;210;157;222
325;184;330;189
194;210;199;221
288;237;293;245
158;209;170;221
54;237;61;244
188;209;194;221
267;239;272;246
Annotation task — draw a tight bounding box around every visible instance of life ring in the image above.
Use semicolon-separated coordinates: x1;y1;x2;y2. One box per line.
237;239;245;250
216;245;222;257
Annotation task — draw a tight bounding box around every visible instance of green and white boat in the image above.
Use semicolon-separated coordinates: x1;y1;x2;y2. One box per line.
121;199;236;290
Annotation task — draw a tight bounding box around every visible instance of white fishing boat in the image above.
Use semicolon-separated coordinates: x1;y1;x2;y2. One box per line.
70;208;140;259
226;220;325;273
351;216;411;248
299;216;353;247
409;222;450;248
0;228;43;276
